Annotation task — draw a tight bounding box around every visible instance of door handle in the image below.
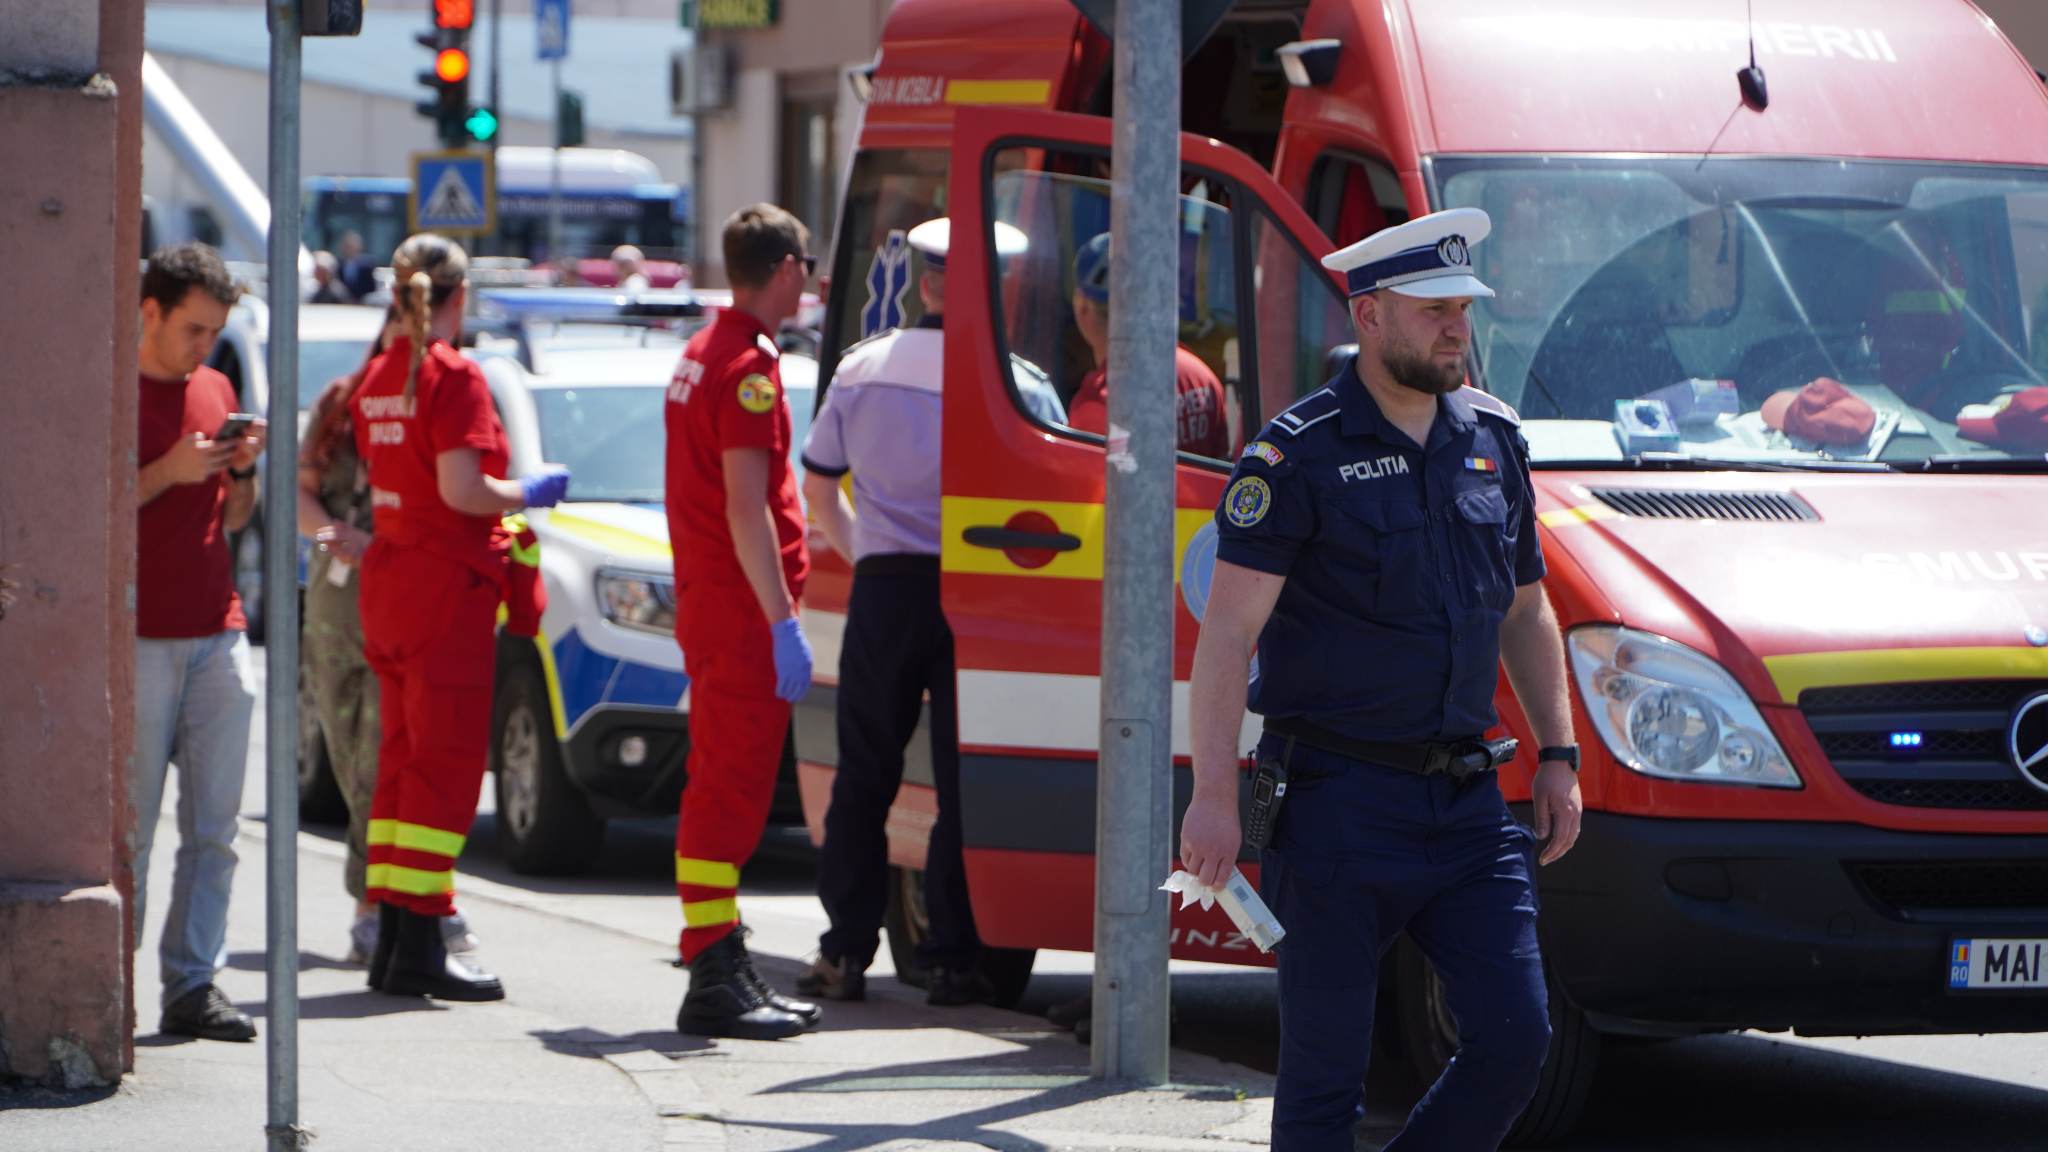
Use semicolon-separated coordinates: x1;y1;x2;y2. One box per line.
962;526;1082;553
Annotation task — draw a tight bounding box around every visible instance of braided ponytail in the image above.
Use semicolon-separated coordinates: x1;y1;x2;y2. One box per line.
387;232;470;399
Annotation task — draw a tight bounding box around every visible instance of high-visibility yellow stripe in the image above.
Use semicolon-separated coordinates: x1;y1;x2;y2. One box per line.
491;621;571;739
365;863;456;897
367;820;465;859
547;510;671;560
939;496;1212;582
368;818;397;847
682;897;740;928
1538;502;1622;529
503;513;542;567
1884;288;1964;315
1763;646;2048;703
946;79;1052;106
675;857;740;888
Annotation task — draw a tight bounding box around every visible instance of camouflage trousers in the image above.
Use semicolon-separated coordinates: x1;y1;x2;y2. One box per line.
305;551;381;900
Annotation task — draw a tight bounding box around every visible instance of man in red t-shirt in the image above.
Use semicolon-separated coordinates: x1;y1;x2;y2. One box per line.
664;204;817;1040
132;244;266;1043
1063;232;1230;459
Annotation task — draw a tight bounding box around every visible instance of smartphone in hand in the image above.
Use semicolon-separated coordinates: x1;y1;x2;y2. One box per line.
214;413;257;441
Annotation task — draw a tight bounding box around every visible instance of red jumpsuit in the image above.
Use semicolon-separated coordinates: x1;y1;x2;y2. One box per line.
664;310;809;961
354;339;513;918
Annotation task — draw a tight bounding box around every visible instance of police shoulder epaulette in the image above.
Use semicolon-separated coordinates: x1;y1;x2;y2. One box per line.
1460;386;1522;427
1266;388;1341;438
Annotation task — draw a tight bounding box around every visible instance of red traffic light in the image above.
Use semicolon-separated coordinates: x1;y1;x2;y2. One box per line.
433;0;474;30
435;47;470;83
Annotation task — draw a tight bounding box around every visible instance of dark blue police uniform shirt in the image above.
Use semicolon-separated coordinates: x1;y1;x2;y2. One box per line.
1214;362;1545;743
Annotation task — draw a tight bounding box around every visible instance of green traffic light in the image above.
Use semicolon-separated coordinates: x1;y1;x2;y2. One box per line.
465;106;498;142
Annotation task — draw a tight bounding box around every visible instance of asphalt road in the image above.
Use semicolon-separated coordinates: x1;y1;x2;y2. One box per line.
245;661;2048;1150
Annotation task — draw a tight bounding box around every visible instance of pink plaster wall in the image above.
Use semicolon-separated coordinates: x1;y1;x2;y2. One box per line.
0;0;142;1084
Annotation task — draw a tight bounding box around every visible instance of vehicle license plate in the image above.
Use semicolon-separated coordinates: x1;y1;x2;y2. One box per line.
1948;938;2048;990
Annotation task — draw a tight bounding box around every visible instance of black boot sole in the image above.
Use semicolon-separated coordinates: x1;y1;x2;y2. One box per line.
676;1012;809;1041
383;969;506;1002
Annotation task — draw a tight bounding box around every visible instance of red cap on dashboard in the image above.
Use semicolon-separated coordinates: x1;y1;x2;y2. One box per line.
1761;377;1876;446
1955;387;2048;453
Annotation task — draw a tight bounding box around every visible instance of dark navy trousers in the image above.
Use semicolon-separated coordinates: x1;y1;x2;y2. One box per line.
1259;734;1550;1152
816;557;982;972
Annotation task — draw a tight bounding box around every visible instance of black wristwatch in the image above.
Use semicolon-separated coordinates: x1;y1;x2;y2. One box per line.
1538;745;1580;772
228;465;257;481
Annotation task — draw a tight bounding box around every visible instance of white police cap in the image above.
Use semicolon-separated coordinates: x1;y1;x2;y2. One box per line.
1321;207;1494;300
905;217;1028;272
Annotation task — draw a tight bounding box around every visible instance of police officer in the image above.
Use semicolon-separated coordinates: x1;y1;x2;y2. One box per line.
1180;208;1583;1152
794;217;1025;1007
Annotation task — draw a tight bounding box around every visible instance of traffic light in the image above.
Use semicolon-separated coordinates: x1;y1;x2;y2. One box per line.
416;0;474;148
465;106;499;143
556;89;585;149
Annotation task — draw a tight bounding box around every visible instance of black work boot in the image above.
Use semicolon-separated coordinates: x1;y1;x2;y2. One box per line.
381;908;505;1002
732;927;821;1026
677;932;809;1040
926;965;996;1008
367;902;401;991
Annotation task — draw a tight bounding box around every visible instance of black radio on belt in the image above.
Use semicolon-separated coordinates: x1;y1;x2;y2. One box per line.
1244;750;1290;851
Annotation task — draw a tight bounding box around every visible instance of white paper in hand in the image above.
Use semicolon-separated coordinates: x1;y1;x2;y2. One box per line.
1159;868;1286;953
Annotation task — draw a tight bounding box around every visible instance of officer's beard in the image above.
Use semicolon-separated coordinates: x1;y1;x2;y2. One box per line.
1380;340;1465;396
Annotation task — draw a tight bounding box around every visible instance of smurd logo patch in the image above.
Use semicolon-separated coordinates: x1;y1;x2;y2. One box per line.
1225;476;1272;528
736;374;778;415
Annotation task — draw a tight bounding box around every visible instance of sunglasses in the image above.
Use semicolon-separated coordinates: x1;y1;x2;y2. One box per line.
788;252;817;276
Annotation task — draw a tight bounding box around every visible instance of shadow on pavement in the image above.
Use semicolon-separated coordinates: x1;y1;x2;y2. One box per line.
1568;1031;2048;1151
0;1083;119;1111
743;1045;1247;1152
529;1026;715;1061
238;990;449;1021
443;814;817;899
222;949;358;975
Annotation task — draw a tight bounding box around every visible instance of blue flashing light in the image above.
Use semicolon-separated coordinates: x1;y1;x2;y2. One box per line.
1890;731;1924;749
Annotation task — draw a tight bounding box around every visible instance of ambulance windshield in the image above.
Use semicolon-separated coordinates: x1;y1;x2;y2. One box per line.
1437;157;2048;468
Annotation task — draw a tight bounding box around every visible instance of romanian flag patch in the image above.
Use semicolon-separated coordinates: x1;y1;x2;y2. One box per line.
1464;457;1497;473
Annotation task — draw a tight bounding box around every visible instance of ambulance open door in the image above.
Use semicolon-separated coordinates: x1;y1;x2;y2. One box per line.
937;106;1353;962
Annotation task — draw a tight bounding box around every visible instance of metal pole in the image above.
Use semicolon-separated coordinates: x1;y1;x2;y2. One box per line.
549;59;564;267
263;2;306;1149
1091;0;1179;1086
489;0;503;258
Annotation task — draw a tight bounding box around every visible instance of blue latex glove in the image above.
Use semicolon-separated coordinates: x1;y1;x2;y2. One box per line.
769;616;812;702
520;467;572;509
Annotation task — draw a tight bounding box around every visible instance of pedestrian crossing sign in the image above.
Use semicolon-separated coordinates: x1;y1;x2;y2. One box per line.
409;150;495;236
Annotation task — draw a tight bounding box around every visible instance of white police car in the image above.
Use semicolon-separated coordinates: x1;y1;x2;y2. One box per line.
471;291;817;873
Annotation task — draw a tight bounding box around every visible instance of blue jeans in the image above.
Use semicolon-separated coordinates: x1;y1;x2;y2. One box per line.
132;630;255;1008
1260;734;1551;1152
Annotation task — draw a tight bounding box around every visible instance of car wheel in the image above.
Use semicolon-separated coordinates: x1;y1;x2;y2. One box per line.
234;522;265;643
491;655;605;875
884;864;1036;1008
1392;936;1599;1147
296;658;348;825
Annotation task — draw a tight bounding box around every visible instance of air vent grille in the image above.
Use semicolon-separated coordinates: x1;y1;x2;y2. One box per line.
1587;488;1816;522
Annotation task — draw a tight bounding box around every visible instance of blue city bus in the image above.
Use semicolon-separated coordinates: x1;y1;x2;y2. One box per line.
304;146;689;267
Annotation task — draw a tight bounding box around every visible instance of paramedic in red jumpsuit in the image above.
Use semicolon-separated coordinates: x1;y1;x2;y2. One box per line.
665;204;818;1039
353;233;571;1001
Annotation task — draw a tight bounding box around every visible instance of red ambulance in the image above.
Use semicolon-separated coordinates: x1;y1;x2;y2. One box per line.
797;0;2048;1140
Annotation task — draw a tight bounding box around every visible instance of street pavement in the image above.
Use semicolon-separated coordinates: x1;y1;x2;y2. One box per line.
7;660;2048;1149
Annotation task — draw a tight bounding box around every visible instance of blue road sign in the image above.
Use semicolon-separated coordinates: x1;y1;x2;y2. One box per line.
537;0;570;61
410;150;495;235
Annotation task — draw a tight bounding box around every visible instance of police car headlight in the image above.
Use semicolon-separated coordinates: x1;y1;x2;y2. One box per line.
1568;626;1800;788
596;569;675;636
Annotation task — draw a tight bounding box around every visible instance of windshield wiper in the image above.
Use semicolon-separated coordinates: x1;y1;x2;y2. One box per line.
1536;453;1891;473
1911;453;2048;473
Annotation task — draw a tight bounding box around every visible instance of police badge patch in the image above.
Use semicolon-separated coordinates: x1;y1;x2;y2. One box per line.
736;374;778;414
1225;476;1272;528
